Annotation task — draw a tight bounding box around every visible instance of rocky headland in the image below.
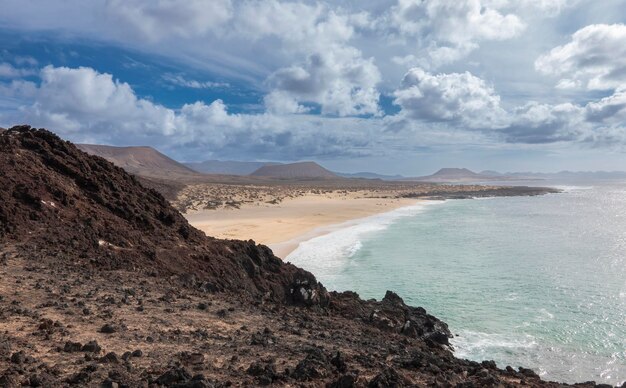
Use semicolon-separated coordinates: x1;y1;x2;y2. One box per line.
0;126;617;387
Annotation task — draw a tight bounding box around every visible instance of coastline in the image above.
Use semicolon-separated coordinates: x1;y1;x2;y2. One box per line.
183;194;420;258
269;199;432;259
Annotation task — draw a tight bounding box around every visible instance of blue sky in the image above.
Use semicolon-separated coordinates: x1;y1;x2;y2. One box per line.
1;0;626;175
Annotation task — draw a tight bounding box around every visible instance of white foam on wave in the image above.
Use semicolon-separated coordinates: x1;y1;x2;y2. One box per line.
553;185;594;192
452;330;538;362
286;200;443;288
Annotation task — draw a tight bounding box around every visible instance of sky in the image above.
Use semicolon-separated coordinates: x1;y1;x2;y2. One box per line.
1;0;626;175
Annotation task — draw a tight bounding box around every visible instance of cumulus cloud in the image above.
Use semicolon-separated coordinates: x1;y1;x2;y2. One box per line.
585;88;626;123
517;0;572;16
21;66;177;136
0;0;576;120
263;91;310;115
389;66;626;146
3;65;381;159
234;1;330;45
500;102;584;143
393;68;506;128
535;24;626;90
0;80;38;100
2;0;625;156
233;2;382;116
524;23;626;145
0;62;37;78
267;50;381;116
104;0;233;41
388;0;526;66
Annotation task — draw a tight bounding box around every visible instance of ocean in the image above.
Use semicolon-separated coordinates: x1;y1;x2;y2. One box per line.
286;182;626;385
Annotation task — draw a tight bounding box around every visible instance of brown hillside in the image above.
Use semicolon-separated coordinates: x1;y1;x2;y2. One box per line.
77;143;198;179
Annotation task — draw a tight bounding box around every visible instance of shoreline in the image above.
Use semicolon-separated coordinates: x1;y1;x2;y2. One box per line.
269;200;426;259
183;194;420;258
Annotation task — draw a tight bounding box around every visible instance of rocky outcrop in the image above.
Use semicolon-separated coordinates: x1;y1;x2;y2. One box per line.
0;126;326;305
330;290;452;345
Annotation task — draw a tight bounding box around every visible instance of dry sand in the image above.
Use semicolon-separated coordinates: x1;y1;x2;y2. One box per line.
184;193;419;258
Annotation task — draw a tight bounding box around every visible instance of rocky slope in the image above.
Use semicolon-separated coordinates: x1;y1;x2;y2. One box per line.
0;126;325;305
0;126;617;387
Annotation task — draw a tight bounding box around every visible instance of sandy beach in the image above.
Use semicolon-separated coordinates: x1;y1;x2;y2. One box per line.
184;193;418;258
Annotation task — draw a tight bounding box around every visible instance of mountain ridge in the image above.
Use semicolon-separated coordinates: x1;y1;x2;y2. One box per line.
77;143;198;178
184;160;282;175
250;161;339;179
404;167;499;182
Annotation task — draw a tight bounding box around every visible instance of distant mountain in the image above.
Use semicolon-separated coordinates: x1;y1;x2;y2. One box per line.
408;168;497;182
77;144;197;178
250;161;338;179
479;170;504;177
185;160;281;175
335;171;405;180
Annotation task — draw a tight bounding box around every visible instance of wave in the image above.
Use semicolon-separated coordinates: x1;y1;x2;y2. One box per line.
553;185;594;192
451;329;538;364
286;200;444;288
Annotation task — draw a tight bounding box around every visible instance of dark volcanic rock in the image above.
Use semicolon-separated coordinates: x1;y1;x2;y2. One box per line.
0;126;327;305
63;341;83;352
81;340;102;353
155;367;192;386
10;351;27;364
99;324;117;334
331;351;348;373
293;348;331;381
247;361;277;385
368;367;405;387
330;290;452;345
328;374;358;388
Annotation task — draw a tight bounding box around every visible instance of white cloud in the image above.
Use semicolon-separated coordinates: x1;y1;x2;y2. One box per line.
3;65;385;159
535;24;626;90
388;0;526;66
0;62;36;78
267;49;381;116
0;0;576;121
22;66;177;135
234;1;328;45
104;0;233;41
501;101;584;143
585;88;626;123
263;91;310;115
12;55;38;66
162;73;229;89
233;1;381;116
393;68;506;128
3;0;626;157
0;79;38;99
517;0;572;15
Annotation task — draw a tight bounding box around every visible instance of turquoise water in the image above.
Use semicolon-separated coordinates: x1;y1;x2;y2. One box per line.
287;183;626;385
